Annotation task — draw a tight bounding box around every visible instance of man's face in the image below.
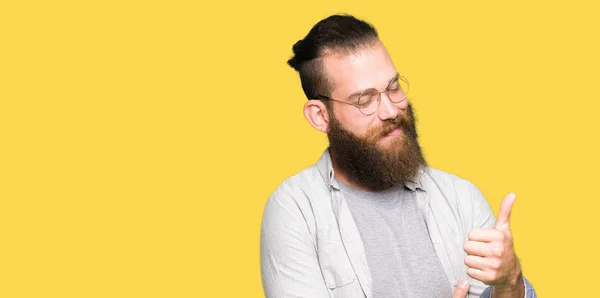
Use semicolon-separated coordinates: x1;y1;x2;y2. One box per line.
322;41;426;191
323;41;410;150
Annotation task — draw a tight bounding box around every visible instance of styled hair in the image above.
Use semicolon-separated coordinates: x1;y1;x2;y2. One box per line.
287;14;379;100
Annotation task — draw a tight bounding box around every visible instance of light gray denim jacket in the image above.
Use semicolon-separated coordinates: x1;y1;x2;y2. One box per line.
260;149;536;298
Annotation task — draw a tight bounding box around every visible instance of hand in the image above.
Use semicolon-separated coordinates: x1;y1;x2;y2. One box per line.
464;193;524;296
453;280;470;298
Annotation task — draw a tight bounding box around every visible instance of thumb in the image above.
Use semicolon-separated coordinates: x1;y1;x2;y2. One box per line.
494;192;516;230
453;280;470;298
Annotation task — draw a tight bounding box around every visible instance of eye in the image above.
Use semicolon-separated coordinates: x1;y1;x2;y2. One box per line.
388;81;400;91
358;95;375;108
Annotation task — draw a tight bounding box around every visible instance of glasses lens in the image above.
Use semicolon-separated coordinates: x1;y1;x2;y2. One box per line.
358;89;380;115
388;77;409;103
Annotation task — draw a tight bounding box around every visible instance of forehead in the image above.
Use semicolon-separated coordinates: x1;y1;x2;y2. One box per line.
323;42;397;97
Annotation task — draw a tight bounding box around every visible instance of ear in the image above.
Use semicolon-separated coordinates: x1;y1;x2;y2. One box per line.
303;99;331;133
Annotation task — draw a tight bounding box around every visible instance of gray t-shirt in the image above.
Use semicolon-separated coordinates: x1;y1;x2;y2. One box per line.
338;181;453;298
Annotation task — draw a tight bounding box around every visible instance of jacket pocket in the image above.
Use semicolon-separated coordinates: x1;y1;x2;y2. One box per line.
317;230;357;289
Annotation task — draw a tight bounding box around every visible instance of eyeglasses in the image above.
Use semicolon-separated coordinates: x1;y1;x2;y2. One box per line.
317;76;409;116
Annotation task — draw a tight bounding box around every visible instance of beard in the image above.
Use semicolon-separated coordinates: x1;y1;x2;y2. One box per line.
327;102;427;192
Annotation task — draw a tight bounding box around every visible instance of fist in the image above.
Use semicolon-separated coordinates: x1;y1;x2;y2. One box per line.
464;193;522;288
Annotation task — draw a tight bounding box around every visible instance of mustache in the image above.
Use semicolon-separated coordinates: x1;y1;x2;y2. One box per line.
365;113;414;143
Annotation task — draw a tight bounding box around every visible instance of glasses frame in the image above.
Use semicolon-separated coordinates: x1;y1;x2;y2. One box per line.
316;76;410;116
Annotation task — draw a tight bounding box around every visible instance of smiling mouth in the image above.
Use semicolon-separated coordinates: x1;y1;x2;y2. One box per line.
386;128;401;137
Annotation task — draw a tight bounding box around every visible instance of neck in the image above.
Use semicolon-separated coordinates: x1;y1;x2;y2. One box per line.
330;149;372;192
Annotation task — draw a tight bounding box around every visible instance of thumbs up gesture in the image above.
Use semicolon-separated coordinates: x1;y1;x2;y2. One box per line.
464;193;525;297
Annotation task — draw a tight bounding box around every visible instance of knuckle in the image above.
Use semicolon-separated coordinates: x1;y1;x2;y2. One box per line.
498;232;506;242
466;268;475;279
468;230;475;240
489;259;500;270
492;245;504;257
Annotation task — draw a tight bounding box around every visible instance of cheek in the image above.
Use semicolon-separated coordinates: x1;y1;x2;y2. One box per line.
397;99;409;111
334;108;372;136
350;120;374;138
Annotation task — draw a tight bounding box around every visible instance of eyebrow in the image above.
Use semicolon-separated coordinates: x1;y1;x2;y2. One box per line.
345;73;400;100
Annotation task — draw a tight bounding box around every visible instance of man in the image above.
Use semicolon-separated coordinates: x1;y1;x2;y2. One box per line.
260;14;536;298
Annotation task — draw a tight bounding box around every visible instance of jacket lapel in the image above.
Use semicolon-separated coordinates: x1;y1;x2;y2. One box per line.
332;190;373;298
317;149;373;298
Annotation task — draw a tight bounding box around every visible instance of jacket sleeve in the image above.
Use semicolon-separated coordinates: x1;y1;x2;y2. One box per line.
467;182;537;298
467;181;496;230
260;193;329;298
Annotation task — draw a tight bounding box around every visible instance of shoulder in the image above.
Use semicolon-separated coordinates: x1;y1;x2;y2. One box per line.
263;163;328;217
421;167;489;209
270;164;323;201
422;167;495;229
261;164;330;240
422;167;480;194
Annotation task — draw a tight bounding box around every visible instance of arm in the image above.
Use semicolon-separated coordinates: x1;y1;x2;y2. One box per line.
260;194;329;298
468;183;537;298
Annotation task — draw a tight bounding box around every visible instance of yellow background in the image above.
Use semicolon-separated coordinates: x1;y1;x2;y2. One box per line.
1;0;598;297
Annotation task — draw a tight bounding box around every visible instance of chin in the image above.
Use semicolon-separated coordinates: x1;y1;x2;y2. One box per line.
378;132;405;148
378;138;403;153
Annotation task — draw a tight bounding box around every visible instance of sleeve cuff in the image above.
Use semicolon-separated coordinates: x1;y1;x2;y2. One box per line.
524;277;536;298
479;276;536;298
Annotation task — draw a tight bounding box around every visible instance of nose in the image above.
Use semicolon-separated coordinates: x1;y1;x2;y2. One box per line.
377;92;407;122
